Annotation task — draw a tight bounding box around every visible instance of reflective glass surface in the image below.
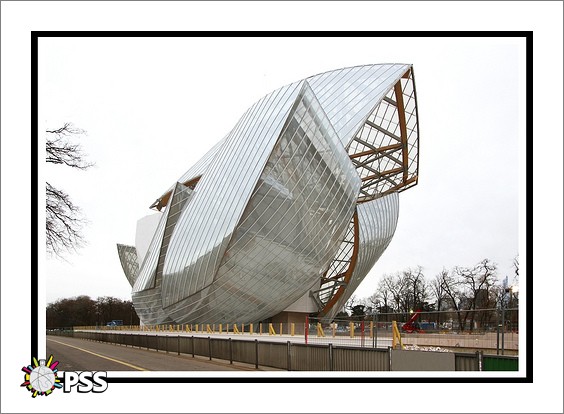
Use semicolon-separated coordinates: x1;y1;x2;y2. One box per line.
117;64;420;325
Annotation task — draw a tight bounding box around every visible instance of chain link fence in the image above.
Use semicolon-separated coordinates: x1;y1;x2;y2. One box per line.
306;308;518;354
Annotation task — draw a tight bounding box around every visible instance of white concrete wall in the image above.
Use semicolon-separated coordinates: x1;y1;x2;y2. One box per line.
135;213;162;268
283;291;318;313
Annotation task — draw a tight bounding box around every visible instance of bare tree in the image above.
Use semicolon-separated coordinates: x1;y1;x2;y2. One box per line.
431;269;448;311
378;272;411;316
430;269;449;325
46;123;93;256
457;259;498;330
509;255;519;309
402;266;431;311
438;269;467;331
367;292;380;310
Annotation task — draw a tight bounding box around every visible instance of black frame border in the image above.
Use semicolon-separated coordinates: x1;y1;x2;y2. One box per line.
32;30;533;384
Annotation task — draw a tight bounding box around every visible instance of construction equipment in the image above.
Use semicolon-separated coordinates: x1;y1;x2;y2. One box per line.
401;310;424;333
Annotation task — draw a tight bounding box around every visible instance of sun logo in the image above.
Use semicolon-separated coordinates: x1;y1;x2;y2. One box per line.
21;355;62;397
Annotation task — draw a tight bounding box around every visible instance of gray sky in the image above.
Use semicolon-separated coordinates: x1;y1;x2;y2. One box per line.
1;2;562;413
40;37;522;304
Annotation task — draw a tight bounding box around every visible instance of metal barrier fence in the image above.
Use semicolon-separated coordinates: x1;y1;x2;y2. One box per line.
47;330;518;371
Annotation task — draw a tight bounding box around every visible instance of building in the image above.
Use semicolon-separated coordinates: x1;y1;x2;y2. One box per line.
117;64;420;326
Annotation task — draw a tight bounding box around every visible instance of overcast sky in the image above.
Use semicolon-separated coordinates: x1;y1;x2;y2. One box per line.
1;2;563;413
40;36;522;305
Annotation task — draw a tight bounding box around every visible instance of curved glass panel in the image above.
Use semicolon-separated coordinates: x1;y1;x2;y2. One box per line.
163;82;359;323
161;81;305;307
116;244;139;287
321;192;399;321
132;182;192;325
118;64;421;326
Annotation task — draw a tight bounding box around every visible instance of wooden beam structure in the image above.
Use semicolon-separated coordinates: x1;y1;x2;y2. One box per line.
394;80;410;183
150;175;201;211
318;211;359;317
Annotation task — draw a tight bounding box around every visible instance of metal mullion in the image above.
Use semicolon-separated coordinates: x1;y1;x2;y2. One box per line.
190;154;355;322
378;97;395;136
315;66;374;116
307;66;357;103
383;96;397;106
329;65;404;135
227;98;311;239
178;82;302;300
194;83;304;294
353;161;380;178
168;97;261;299
205;94;326;305
365;120;402;143
220;93;319;263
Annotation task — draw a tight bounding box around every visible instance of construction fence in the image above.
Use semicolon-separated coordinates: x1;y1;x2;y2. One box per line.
47;330;517;371
67;307;518;355
306;308;519;354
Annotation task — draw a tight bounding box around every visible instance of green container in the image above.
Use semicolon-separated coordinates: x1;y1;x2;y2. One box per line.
483;356;518;371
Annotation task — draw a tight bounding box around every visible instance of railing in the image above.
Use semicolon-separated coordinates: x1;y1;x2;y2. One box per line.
48;330;517;371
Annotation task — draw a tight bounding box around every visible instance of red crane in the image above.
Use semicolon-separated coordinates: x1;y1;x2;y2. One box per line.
401;310;424;333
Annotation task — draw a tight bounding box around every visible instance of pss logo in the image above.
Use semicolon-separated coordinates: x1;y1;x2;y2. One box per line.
21;356;108;397
62;371;108;393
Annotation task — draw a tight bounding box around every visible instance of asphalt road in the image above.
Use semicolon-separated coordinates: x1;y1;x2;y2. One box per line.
46;336;263;372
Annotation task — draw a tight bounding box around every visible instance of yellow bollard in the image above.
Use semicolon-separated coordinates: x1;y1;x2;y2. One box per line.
269;323;276;335
206;324;212;334
233;324;240;334
219;324;223;334
391;321;404;349
241;324;244;334
369;321;374;338
317;323;325;337
291;323;295;336
350;322;354;338
226;323;230;334
196;324;199;333
279;323;283;336
250;323;254;335
259;323;263;335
